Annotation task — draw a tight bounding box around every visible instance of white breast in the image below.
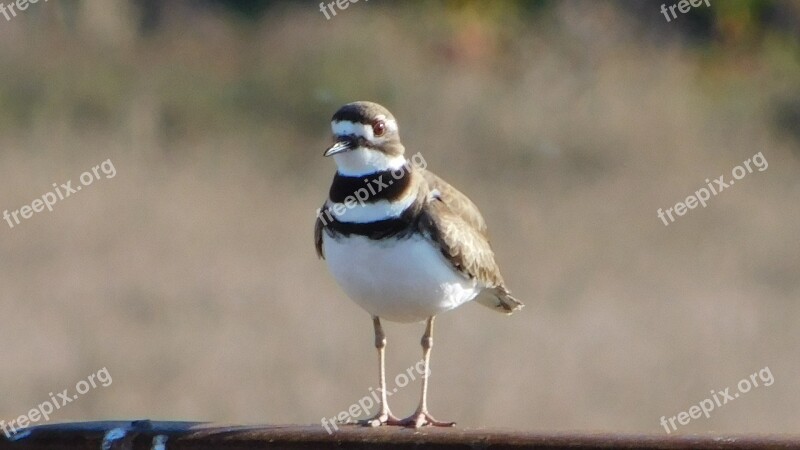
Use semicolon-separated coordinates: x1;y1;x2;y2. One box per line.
322;233;480;323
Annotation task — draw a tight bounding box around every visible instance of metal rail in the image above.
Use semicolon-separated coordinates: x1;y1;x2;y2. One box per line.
1;421;798;449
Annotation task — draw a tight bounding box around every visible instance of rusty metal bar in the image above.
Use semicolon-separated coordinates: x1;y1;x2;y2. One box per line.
1;421;799;449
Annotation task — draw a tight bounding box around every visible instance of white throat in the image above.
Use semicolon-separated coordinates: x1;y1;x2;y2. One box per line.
333;147;407;177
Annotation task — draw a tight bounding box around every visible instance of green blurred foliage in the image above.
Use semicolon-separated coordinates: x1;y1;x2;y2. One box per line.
0;0;798;147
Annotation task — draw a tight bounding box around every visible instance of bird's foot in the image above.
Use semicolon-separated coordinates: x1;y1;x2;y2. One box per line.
398;410;456;428
359;410;403;427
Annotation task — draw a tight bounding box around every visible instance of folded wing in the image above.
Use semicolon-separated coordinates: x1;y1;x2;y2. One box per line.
418;173;523;314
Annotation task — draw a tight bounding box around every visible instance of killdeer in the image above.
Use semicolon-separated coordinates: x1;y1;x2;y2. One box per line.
314;101;523;428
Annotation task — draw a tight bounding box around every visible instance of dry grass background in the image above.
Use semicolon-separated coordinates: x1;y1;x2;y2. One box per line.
1;0;799;434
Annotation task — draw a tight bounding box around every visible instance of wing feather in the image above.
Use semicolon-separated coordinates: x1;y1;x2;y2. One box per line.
420;170;488;237
418;174;524;314
314;205;326;259
419;195;502;286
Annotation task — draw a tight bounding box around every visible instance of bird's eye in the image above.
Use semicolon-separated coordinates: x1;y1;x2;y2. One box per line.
372;120;386;137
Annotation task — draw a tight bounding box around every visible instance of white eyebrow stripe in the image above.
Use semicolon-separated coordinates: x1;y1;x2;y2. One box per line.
331;119;398;139
332;120;371;138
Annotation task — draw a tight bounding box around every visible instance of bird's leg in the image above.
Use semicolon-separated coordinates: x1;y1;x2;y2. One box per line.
400;316;456;428
361;316;402;426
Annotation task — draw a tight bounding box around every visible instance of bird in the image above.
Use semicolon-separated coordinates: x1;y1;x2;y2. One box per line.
314;101;523;428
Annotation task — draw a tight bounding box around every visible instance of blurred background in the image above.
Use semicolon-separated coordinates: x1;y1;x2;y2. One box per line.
1;0;798;435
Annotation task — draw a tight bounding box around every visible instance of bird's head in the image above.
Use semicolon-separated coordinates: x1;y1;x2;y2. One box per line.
324;101;406;176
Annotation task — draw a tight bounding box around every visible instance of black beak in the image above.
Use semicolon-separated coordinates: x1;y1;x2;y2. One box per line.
324;138;355;157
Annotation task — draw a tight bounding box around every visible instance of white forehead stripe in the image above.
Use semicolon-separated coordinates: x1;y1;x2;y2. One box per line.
332;120;370;138
331;119;398;139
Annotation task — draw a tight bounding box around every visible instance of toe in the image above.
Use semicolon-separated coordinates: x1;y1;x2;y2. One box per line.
399;412;455;428
360;411;402;427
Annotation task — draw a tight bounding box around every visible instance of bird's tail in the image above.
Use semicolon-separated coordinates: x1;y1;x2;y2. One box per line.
476;286;524;314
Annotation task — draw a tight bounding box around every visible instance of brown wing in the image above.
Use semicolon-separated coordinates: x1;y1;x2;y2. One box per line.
314;205;326;259
419;195;502;287
420;169;488;237
418;182;524;314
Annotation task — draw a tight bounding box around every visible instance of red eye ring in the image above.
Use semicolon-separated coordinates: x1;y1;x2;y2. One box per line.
372;120;386;137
